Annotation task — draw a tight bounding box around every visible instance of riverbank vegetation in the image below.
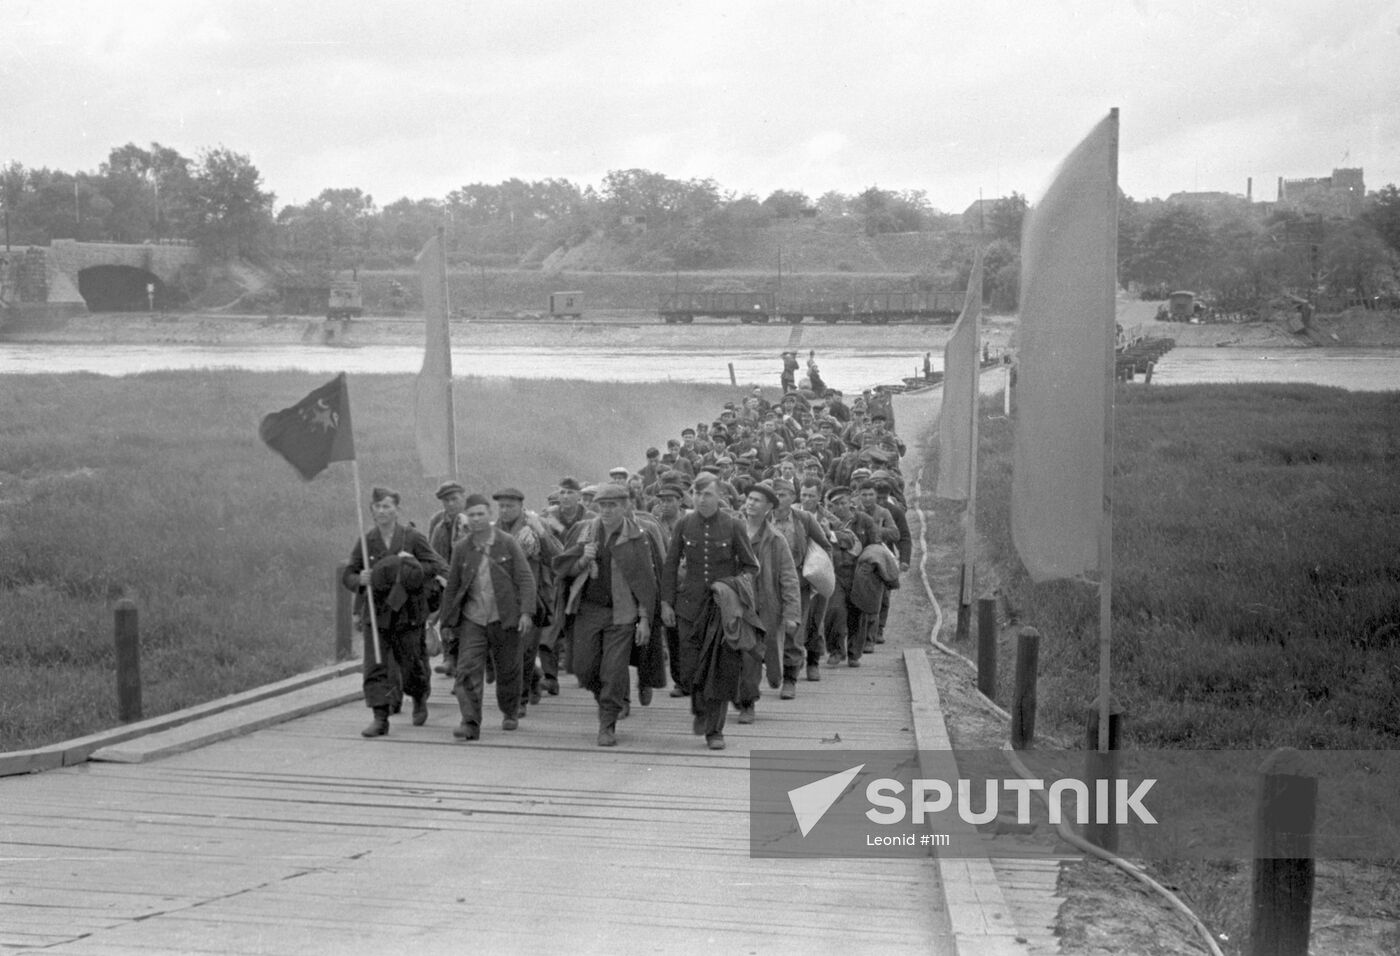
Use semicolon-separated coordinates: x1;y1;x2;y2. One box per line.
930;382;1400;750
0;372;736;751
926;382;1400;955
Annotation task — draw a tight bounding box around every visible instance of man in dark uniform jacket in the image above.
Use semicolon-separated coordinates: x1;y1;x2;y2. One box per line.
660;473;759;750
343;486;447;738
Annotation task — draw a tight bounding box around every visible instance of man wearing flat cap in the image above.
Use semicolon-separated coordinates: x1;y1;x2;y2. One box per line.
823;486;880;667
441;494;537;741
541;476;588;692
554;484;664;747
494;487;561;715
342;486;448;737
736;481;801;721
770;476;833;684
427;480;470;675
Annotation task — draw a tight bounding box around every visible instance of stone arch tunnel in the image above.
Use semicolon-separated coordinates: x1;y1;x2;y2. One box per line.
77;265;169;311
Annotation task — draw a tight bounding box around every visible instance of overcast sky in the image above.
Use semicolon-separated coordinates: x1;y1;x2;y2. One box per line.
5;0;1398;213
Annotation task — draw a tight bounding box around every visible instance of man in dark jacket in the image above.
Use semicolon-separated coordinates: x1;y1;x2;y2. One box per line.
823;487;880;666
440;494;537;741
342;486;447;738
554;484;663;747
660;473;759;750
494;487;561;716
427;480;469;675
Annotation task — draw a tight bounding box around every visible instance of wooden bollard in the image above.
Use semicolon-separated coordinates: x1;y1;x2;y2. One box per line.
1083;700;1123;851
1143;360;1155;385
1249;754;1316;956
1011;627;1040;749
335;561;354;661
976;597;997;699
954;567;971;643
728;362;737;386
114;598;142;723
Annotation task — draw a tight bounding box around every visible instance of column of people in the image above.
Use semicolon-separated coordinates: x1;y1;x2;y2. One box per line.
342;363;912;752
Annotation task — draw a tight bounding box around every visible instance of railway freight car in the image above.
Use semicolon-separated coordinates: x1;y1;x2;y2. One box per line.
659;291;775;323
852;290;963;324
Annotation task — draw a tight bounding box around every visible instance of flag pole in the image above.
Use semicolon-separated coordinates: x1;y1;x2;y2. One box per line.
437;224;457;478
960;281;981;614
1097;108;1121;751
350;457;383;666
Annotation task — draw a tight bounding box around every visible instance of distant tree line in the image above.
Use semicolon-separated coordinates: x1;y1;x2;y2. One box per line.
2;142;273;259
4;143;1399;306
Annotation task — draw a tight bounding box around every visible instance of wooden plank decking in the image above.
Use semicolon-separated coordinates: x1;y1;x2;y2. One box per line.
1;644;954;955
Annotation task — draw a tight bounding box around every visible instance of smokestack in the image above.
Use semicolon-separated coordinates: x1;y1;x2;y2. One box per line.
1278;176;1284;202
1247;177;1253;203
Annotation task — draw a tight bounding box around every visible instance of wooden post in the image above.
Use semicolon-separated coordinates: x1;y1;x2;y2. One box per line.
954;567;971;642
1083;700;1123;851
976;597;997;698
334;561;354;661
1143;360;1155;385
1011;626;1040;749
728;362;737;386
114;598;142;723
1249;755;1316;956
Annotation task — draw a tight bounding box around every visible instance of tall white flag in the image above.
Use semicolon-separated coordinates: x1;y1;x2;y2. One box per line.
414;233;455;478
936;248;985;500
1011;112;1118;583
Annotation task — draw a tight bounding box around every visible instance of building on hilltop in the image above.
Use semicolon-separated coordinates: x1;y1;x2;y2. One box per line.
961;197;1005;232
1277;168;1365;216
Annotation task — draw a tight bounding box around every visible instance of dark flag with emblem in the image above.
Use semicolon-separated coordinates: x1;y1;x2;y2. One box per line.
259;373;356;480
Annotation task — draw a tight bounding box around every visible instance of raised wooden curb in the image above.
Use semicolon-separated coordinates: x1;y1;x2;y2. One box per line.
0;659;362;777
89;674;362;763
904;647;1033;956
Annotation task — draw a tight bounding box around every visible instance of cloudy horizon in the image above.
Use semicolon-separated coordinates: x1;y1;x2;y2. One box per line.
4;0;1398;213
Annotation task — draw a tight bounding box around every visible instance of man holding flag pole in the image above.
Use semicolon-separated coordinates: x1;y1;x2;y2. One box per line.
260;373;449;737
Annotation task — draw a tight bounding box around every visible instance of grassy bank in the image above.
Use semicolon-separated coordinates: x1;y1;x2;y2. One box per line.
929;383;1400;749
0;372;739;751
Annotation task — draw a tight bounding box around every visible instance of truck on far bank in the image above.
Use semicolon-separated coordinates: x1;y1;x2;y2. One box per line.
327;274;363;320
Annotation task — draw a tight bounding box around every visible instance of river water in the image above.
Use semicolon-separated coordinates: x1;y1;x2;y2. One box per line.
0;343;1396;392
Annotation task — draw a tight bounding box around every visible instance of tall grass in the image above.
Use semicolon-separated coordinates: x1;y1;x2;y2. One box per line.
0;371;739;751
930;383;1400;749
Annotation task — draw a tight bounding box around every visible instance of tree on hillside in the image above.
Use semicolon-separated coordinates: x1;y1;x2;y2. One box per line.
188;147;274;260
815;190;849;218
277;187;377;272
853;186;926;235
985;192;1027;246
761;189;811;219
1322;220;1399;300
2;162;25;249
1363;184;1400;257
98;142;193;242
1122;204;1216;291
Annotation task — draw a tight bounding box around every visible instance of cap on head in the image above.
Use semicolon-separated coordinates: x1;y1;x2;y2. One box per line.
434;480;465;501
463;493;491;510
593;483;630;503
749;482;779;508
559;476;582;491
492;487;525;502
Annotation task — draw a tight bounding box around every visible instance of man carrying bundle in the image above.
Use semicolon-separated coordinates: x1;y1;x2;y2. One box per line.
554;484;664;747
661;473;759;751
